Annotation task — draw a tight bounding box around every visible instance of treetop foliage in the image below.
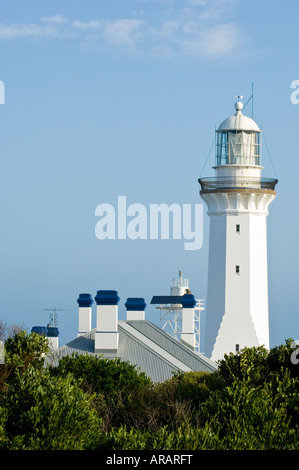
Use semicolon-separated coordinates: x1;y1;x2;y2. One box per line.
0;330;298;450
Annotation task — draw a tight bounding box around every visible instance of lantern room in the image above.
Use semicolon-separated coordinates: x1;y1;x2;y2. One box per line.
215;100;261;167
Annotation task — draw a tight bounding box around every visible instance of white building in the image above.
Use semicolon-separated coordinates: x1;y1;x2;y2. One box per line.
54;289;216;382
199;99;278;362
151;271;204;352
33;282;216;383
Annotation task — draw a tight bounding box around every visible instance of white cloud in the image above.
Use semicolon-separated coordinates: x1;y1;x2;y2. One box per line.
0;1;246;60
0;14;70;40
150;20;181;39
40;14;69;25
72;20;102;30
179;23;242;58
102;19;144;46
200;23;242;57
0;23;56;40
151;43;174;57
186;0;208;5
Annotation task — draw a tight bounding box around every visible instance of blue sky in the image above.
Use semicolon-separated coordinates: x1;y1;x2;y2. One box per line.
0;0;298;348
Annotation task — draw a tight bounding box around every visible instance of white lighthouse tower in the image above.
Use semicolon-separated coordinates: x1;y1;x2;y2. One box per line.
199;97;278;362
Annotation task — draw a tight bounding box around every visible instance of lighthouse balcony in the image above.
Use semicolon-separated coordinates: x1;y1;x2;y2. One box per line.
198;176;278;192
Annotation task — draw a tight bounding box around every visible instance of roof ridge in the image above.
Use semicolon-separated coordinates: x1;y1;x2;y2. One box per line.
124;319;216;369
118;321;191;373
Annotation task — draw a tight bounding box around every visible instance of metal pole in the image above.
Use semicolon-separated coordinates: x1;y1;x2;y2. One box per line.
252;82;254;118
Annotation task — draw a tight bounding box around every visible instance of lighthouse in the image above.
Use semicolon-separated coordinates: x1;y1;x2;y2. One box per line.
199;97;278;362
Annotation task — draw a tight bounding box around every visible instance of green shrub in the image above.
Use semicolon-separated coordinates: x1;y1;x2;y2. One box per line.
50;353;154;430
3;367;100;450
51;353;152;397
0;330;50;393
217;345;269;386
1;330;298;450
4;330;49;371
201;372;299;450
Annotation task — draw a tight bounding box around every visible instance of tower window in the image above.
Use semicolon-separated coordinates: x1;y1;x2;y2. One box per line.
236;344;240;353
236;224;240;233
236;265;240;274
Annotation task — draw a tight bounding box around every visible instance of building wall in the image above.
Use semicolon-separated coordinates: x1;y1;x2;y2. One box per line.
202;190;275;361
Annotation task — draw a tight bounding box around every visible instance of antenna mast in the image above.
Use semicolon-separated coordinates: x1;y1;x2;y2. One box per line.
43;307;74;327
243;82;254;117
251;82;254;117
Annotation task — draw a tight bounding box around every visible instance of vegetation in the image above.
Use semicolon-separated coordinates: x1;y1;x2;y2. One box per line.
0;329;298;450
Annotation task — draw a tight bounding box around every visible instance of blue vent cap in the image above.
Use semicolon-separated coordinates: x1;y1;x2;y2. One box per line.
46;326;59;337
95;290;120;305
125;297;147;311
181;293;196;308
77;293;94;308
31;326;59;337
31;326;47;336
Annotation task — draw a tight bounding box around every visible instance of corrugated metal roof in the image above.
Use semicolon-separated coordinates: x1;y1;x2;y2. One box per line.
125;320;216;373
118;321;192;381
50;319;217;383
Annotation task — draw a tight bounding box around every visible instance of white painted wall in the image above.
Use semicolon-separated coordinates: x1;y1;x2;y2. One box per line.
204;213;227;358
126;310;145;321
249;213;270;349
96;304;118;332
181;307;196;350
78;306;92;336
95;304;119;351
201;189;275;361
215;165;262;179
47;336;59;351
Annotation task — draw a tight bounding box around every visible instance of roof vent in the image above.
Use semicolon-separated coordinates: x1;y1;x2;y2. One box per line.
181;292;197;350
125;297;146;321
94;290;120;352
77;293;93;337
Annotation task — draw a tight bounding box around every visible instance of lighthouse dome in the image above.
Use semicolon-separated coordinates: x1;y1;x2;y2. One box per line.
218;101;260;132
215;99;261;167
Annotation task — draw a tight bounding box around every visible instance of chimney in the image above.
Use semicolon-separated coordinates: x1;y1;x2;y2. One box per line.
77;293;93;336
46;325;59;351
180;291;196;350
125;297;146;321
94;290;120;352
31;325;59;350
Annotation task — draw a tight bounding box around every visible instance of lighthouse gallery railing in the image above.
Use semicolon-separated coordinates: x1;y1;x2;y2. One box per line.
198;176;278;191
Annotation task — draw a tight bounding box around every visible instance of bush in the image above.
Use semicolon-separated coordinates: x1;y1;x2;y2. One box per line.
2;366;100;450
51;353;152;397
0;330;50;393
146;370;223;430
50;353;153;430
201;374;299;450
4;330;49;371
217;345;269;386
1;329;298;450
266;338;299;381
